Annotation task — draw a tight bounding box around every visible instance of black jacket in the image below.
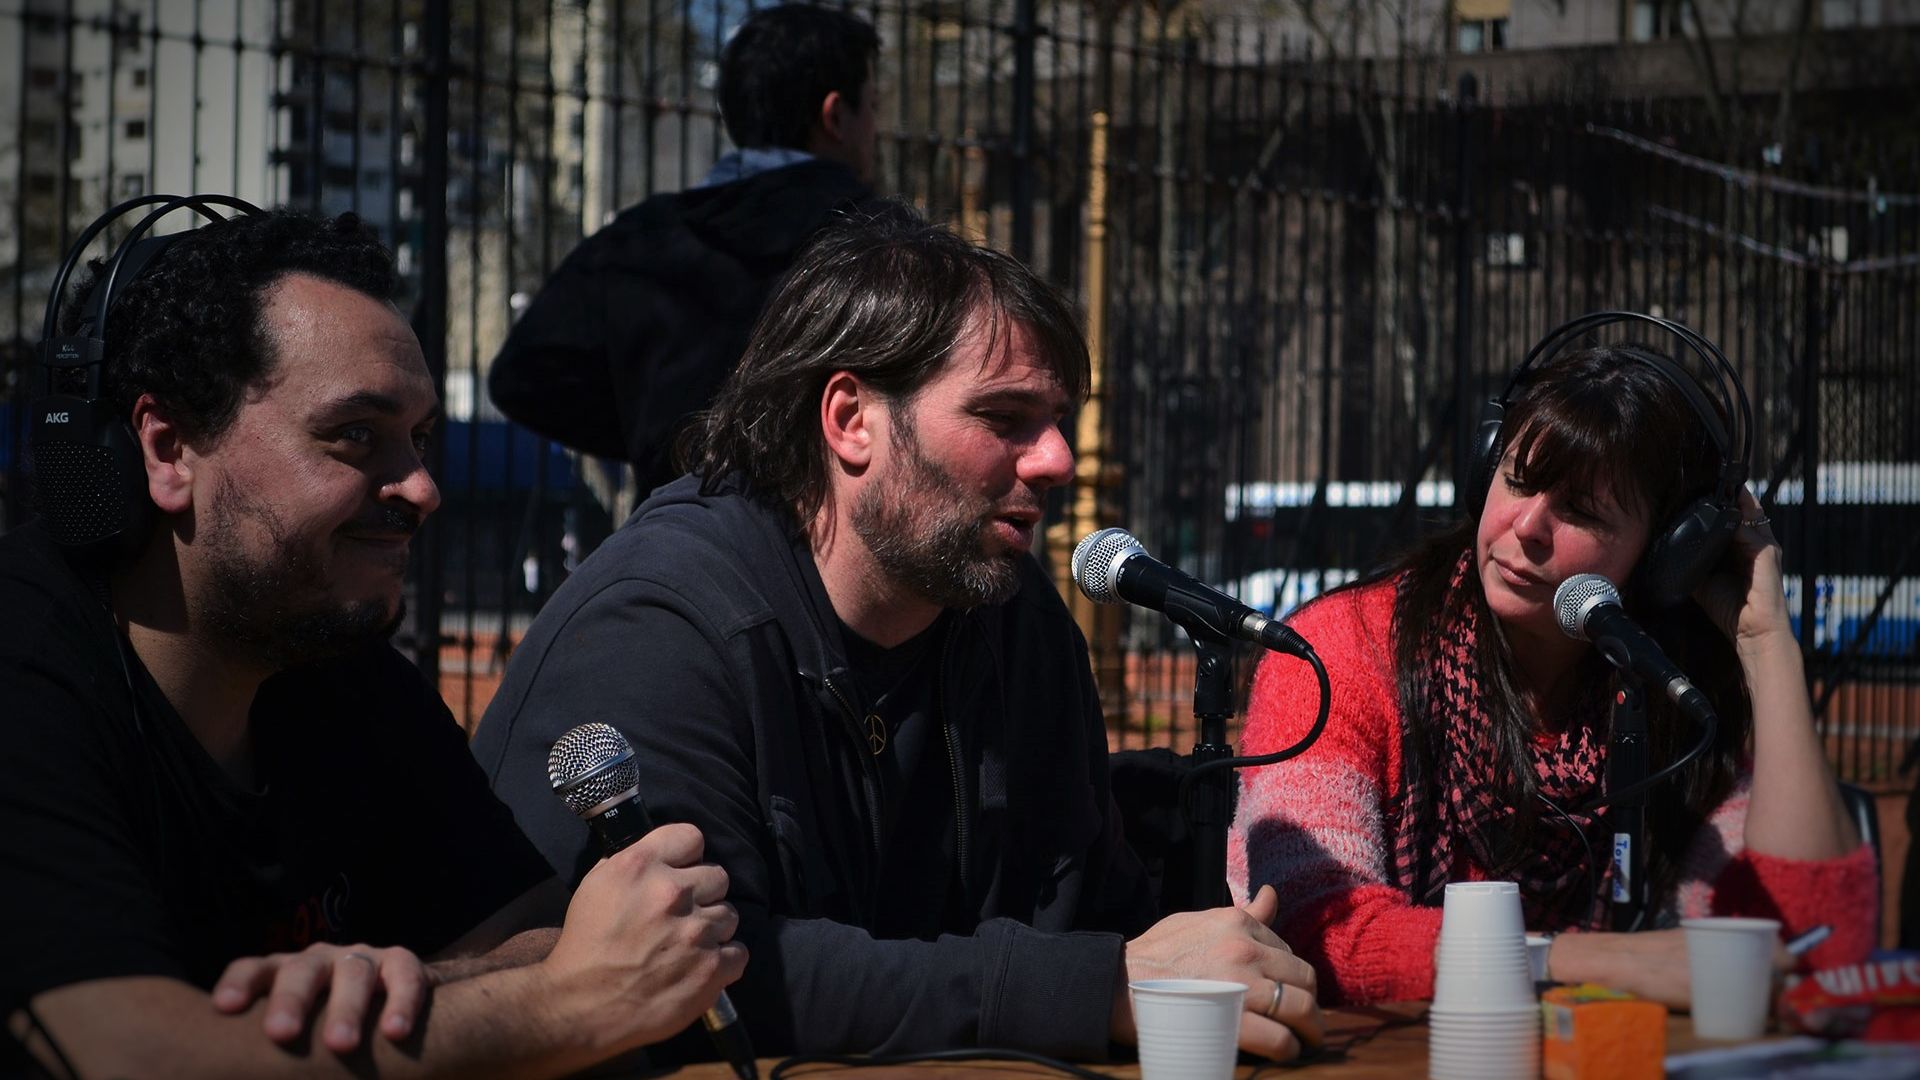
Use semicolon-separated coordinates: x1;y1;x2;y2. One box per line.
472;476;1156;1059
486;160;872;489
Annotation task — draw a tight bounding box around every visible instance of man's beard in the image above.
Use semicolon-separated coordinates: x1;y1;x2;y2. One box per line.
200;477;410;669
850;422;1029;610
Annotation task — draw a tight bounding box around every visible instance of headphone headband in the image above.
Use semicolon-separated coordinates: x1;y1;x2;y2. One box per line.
1503;310;1752;473
1466;310;1757;610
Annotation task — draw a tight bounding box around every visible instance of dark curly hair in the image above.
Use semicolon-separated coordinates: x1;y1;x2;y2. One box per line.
60;208;397;445
719;4;879;150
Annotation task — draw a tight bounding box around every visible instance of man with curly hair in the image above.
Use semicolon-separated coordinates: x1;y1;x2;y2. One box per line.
1;207;745;1077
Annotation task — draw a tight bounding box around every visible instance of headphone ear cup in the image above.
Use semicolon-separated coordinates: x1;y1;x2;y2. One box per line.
1464;400;1507;516
1634;495;1741;609
28;408;152;556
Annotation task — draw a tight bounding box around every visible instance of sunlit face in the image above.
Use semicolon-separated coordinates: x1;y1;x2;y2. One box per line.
851;313;1074;609
1474;442;1653;642
184;273;441;666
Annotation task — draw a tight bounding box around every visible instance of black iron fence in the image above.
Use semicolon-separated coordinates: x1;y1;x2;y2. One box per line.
4;0;1917;786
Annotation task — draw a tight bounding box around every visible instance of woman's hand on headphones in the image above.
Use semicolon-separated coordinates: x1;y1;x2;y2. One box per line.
1694;486;1793;656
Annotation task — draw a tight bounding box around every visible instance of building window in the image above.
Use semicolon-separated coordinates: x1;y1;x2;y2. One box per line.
120;173;146;199
130;68;148;88
125;119;147;140
1631;0;1692;41
29;67;59;90
1457;17;1508;52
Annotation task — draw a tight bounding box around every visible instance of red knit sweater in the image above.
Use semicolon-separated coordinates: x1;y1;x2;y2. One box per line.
1227;579;1880;1006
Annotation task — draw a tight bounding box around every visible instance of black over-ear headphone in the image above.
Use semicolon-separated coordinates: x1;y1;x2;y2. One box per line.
1464;310;1754;610
32;194;265;557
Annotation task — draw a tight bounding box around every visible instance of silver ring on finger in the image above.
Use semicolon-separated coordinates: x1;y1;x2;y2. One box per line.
1743;515;1771;528
344;952;378;970
1264;981;1282;1020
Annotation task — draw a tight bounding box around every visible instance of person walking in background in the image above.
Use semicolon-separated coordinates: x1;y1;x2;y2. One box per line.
489;3;880;492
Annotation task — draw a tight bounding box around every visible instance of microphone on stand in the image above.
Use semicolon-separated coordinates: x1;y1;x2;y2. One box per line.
1553;574;1720;930
548;723;758;1080
1071;527;1314;657
1554;574;1715;724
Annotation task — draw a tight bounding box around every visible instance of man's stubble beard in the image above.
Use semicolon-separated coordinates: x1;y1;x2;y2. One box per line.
199;475;406;670
850;418;1027;611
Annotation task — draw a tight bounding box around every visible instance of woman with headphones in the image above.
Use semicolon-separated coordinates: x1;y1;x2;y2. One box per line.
1229;323;1875;1007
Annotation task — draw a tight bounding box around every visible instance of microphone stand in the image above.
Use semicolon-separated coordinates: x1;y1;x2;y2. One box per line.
1155;588;1239;911
1186;635;1237;911
1606;674;1650;931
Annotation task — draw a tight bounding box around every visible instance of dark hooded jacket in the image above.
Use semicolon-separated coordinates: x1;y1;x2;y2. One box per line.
486;161;871;489
472;475;1156;1060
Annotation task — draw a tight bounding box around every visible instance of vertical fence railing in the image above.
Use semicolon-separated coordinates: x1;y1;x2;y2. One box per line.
1;0;1916;785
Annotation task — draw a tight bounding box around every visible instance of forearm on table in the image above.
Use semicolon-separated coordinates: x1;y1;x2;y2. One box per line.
1736;632;1858;860
430;927;561;983
20;965;618;1080
753;915;1122;1060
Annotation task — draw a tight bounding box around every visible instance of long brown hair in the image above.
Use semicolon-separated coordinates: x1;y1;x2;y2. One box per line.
1391;343;1750;923
685;206;1089;523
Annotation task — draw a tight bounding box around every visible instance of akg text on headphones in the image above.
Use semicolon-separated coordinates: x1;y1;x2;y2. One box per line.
32;194;265;558
1464;310;1755;610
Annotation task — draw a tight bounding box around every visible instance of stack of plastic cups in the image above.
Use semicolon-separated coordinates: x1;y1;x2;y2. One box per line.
1429;882;1539;1080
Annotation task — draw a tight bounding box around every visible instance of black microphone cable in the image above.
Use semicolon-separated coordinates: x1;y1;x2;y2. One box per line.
1177;645;1332;812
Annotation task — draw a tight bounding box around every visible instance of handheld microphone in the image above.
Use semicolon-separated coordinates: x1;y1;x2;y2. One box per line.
1553;574;1715;725
548;723;758;1080
1071;528;1313;657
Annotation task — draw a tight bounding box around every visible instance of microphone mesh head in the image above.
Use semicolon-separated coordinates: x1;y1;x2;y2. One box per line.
1071;527;1142;605
1552;573;1620;642
547;722;639;818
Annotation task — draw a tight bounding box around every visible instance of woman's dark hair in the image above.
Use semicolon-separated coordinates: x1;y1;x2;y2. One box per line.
686;205;1089;522
719;4;880;151
61;208;397;445
1386;343;1749;924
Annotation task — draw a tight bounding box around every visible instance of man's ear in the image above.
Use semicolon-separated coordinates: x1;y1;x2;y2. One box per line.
820;371;880;470
129;394;196;515
817;89;852;148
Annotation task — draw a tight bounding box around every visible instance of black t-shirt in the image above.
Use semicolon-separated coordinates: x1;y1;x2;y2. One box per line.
0;523;553;1010
838;615;972;939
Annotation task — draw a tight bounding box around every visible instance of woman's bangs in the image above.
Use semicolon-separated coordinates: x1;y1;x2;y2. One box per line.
1507;394;1651;517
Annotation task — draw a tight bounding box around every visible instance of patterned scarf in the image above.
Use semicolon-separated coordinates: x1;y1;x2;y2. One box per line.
1388;551;1612;930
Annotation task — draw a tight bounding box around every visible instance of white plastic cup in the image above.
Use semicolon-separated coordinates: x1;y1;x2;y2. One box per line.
1129;979;1245;1080
1429;1004;1540;1080
1682;917;1781;1040
1438;882;1526;943
1525;935;1553;984
1432;882;1534;1012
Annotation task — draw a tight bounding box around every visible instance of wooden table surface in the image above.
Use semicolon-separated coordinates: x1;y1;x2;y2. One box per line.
658;1002;1757;1079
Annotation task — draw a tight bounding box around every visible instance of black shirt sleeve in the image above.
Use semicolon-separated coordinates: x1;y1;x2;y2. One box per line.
487;229;626;460
0;621;190;1007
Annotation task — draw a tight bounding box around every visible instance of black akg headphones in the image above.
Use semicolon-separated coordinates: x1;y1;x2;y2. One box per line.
32;193;265;557
1464;310;1755;610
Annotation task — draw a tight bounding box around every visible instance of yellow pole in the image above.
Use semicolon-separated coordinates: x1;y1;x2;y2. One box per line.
1049;111;1127;721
